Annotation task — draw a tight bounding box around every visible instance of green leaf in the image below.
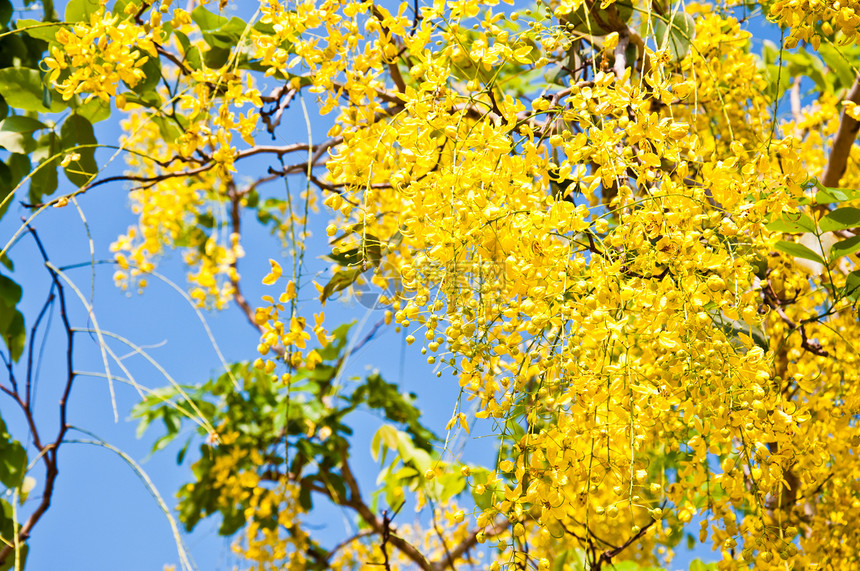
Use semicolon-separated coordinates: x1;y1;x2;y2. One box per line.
74;95;111;123
364;234;383;267
819;44;856;90
203;46;231;69
761;40;779;66
16;19;62;43
814;185;860;204
3;302;24;362
320;268;361;303
0;276;24;359
784;49;829;93
60;114;98;187
29;131;60;203
775;240;825;265
151;115;182;143
819;207;860;233
0;115;45;154
0;68;66;113
65;0;101;22
190;5;228;30
0;115;45;134
0;129;34;155
829;235;860;261
654;8;695;60
845;270;860;301
765;211;816;233
0;0;12;25
7;153;30;190
121;90;162;109
0;273;21;311
174;30;203;71
0;433;26;487
202;16;248;50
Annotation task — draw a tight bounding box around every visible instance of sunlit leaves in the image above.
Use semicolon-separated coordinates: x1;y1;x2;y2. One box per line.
653;7;695;60
819;207;860;233
0;416;26;489
0;69;65;113
774;239;826;264
65;0;101;22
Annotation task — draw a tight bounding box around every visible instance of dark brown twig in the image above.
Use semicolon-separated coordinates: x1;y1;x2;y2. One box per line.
0;223;76;566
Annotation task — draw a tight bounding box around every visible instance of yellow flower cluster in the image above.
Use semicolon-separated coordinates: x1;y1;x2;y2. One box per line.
250;0;860;566
44;9;157;101
106;20;262;307
770;0;860;48
62;0;860;565
254;261;329;373
111;112;243;309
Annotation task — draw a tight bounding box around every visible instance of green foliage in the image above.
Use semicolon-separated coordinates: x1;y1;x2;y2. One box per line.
0;500;27;571
64;0;101;22
133;322;446;535
0;274;25;362
0;415;26;489
652;8;695;60
60;114;98;187
0;69;64;114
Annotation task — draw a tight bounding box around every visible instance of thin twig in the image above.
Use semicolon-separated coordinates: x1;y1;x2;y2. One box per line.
0;223;76;566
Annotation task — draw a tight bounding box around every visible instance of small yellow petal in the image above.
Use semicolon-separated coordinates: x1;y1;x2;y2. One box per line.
262;259;282;285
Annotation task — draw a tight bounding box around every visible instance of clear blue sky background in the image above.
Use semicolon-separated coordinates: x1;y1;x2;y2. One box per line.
0;0;793;569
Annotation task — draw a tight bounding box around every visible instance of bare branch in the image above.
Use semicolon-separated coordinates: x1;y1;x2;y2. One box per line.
0;223;76;566
821;75;860;187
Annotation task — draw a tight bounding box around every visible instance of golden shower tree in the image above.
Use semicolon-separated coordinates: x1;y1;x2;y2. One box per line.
2;0;860;568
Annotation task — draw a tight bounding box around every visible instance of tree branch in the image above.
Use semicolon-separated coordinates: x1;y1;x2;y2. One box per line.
338;453;433;570
821;75;860;187
0;223;75;566
431;515;510;571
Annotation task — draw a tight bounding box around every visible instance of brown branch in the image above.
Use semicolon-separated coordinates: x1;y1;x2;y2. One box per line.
595;515;658;569
431;516;510;571
339;454;433;571
260;83;298;138
371;5;407;93
226;181;267;338
821;75;860;187
0;223;75;566
154;43;192;76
